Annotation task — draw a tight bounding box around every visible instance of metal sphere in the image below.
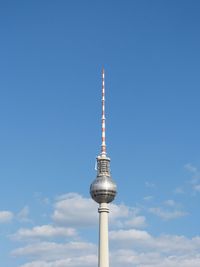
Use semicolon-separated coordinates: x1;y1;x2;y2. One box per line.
90;175;117;204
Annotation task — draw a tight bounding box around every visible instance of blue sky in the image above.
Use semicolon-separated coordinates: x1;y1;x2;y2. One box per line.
1;1;200;266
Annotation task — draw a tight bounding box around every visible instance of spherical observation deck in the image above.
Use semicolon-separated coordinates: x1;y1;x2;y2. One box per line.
90;156;117;204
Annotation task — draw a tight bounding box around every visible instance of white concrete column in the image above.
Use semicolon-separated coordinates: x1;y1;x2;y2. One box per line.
98;202;109;267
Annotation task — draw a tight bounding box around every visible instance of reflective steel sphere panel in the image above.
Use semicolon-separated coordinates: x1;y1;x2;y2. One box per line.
90;176;117;204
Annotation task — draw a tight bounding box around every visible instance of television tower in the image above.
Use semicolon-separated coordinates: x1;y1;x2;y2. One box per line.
90;69;117;267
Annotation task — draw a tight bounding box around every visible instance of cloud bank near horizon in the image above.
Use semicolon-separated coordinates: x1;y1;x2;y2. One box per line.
7;192;200;267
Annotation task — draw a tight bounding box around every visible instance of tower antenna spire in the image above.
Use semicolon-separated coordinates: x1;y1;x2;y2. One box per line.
101;67;106;156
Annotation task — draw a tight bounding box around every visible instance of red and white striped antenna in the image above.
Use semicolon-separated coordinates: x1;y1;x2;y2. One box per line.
101;68;106;156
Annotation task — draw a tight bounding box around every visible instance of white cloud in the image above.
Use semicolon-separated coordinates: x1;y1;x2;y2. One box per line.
145;182;156;188
147;199;187;221
184;163;200;193
110;203;146;228
19;255;97;267
110;228;200;255
123;216;146;228
34;192;51;206
193;184;200;192
17;206;31;223
184;163;198;173
12;225;77;241
174;163;200;195
143;195;154;201
110;230;200;267
52;193;98;227
174;187;184;194
8;191;200;267
110;229;151;242
0;210;13;223
52;193;146;229
12;241;97;262
148;207;187;220
13;229;200;267
164;200;176;207
111;248;200;267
